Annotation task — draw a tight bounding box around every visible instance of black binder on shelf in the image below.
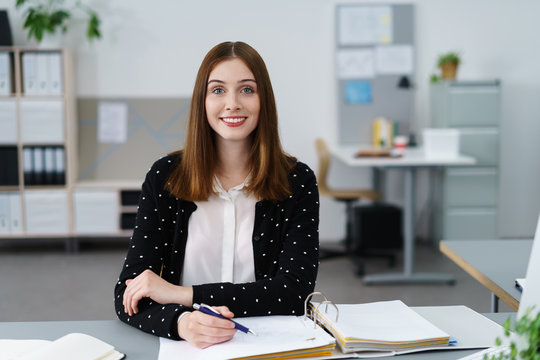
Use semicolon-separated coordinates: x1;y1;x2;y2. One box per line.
120;190;141;206
0;146;19;186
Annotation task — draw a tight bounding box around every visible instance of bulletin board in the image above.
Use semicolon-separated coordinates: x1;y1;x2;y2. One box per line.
77;98;190;181
336;4;415;144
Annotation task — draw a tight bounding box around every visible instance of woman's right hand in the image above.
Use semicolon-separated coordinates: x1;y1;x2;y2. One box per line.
178;306;237;348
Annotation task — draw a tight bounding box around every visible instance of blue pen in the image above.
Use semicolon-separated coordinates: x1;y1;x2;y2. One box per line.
193;303;257;336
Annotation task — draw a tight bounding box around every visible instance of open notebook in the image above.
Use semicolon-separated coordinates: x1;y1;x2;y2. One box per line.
0;333;125;360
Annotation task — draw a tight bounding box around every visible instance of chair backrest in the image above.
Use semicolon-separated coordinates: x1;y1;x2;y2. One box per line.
314;138;331;195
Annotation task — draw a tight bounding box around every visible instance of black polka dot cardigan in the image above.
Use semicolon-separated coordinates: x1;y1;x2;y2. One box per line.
114;153;320;340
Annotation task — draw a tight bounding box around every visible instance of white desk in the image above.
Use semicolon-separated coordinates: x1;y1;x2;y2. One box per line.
331;145;476;285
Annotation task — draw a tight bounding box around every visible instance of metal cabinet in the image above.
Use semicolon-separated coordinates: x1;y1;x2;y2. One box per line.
431;80;500;240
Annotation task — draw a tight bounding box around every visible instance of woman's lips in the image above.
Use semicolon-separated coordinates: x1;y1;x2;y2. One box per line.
221;117;247;127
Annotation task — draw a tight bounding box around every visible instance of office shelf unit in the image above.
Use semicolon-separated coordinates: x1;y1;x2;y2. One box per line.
430;80;501;240
0;47;143;250
0;47;77;241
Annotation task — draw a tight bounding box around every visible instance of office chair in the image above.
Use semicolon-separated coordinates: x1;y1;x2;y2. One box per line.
314;138;382;271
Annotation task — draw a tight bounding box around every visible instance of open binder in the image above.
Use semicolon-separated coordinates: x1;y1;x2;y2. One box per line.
304;292;504;358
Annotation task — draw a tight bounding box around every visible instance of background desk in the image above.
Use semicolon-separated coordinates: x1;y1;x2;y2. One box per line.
0;314;511;360
331;145;475;285
440;239;532;312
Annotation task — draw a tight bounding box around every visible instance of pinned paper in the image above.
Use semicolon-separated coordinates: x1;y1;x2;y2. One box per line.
345;81;372;104
337;49;375;79
338;6;393;45
375;45;414;75
98;102;128;144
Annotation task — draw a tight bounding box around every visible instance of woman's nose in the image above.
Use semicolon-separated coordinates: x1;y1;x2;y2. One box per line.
225;93;241;110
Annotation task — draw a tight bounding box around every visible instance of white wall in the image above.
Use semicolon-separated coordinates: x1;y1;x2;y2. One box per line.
3;0;539;239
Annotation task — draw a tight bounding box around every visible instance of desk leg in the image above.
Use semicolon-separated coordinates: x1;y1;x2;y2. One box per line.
363;168;455;285
491;293;499;313
404;167;414;276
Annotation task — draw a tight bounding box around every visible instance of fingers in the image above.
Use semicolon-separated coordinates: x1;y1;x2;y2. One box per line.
122;275;147;316
194;310;236;330
211;305;234;319
178;311;237;348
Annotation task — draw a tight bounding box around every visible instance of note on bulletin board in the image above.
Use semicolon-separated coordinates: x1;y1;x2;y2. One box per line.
98;101;128;144
375;45;414;74
338;5;393;45
337;49;375;79
345;81;372;104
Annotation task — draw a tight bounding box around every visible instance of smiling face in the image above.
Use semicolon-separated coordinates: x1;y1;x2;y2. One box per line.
205;58;260;146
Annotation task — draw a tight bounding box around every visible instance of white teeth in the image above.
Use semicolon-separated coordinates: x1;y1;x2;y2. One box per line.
222;117;246;123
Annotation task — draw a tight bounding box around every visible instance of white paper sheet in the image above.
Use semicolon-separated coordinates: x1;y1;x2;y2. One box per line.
338;6;393;45
337;49;375;79
375;45;414;74
98;102;128;144
158;316;334;360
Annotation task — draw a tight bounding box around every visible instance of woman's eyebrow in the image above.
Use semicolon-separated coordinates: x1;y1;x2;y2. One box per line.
207;79;256;85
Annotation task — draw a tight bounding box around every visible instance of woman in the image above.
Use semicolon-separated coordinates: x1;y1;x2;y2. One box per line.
114;41;319;348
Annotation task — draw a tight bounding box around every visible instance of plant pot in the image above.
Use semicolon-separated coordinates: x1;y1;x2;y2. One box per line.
440;62;458;80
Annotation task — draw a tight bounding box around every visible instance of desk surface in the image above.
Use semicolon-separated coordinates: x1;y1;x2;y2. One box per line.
332;145;476;167
0;314;512;360
440;239;533;311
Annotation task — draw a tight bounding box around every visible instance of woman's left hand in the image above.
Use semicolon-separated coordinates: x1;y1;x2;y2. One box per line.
123;269;193;316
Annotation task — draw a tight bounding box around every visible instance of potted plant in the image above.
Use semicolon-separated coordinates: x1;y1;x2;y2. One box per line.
437;51;461;80
487;307;540;359
15;0;101;44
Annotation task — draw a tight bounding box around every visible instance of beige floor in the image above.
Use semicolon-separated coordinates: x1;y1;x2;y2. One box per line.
0;240;512;322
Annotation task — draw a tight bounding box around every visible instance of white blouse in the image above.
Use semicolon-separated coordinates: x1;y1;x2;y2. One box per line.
180;176;256;286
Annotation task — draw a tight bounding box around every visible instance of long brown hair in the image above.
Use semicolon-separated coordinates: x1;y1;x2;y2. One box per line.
166;41;296;202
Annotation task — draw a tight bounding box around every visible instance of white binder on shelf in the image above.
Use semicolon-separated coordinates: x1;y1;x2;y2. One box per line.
23;147;34;185
0;52;11;95
20;99;64;143
47;52;63;95
0;99;17;144
8;192;22;234
36;53;49;95
0;193;9;234
24;190;68;234
44;146;55;185
32;147;44;185
54;147;65;185
22;52;38;95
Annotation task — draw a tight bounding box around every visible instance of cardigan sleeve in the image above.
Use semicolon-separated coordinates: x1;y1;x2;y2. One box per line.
192;162;320;317
113;156;189;340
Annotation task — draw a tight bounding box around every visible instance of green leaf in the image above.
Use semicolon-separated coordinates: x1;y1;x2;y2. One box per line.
15;0;28;9
49;10;70;27
437;52;461;66
86;13;101;41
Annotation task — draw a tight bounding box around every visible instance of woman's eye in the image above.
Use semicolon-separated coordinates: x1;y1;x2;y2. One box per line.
241;87;254;94
211;88;224;94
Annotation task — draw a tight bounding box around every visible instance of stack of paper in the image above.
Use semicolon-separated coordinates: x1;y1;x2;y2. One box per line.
159;315;335;360
312;300;451;354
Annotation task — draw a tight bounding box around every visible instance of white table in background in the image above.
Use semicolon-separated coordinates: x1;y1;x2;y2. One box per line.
331;145;475;285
